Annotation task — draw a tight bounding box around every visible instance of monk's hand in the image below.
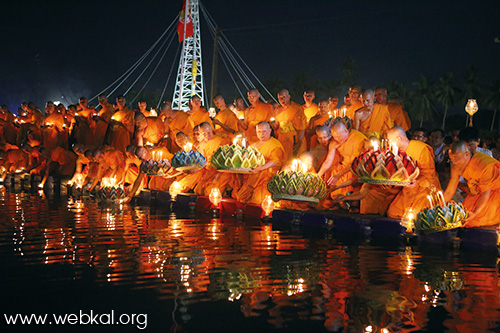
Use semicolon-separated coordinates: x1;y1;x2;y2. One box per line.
462;211;477;226
331;194;344;203
327;175;338;186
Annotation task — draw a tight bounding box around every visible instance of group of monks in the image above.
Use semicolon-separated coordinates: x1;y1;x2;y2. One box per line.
0;84;499;228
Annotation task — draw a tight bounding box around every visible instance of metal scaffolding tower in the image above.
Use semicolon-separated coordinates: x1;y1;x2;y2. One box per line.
172;0;205;111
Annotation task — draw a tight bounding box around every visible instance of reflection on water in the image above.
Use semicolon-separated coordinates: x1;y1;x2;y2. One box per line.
0;188;499;332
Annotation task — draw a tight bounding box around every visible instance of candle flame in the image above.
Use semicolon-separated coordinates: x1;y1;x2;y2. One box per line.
183;142;193;151
209;187;222;206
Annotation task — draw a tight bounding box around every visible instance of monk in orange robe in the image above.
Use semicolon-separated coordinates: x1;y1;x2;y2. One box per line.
190;122;229;195
375;87;411;132
106;96;134;152
161;102;193;153
138;101;155;117
73;97;96;147
0;106;18;145
234;121;285;205
308;100;331;149
0;148;30;181
344;128;438;216
38;146;77;188
239;89;273;144
272;89;307;160
444;141;500;227
311;125;339;172
353;89;392;139
317;121;367;199
212;95;239;138
302;90;319;122
93;95;115;147
89;147;126;191
42;102;68;149
68;144;91;185
188;95;212;129
344;85;363;119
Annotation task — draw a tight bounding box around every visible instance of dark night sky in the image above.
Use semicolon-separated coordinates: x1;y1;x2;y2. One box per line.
1;0;499;113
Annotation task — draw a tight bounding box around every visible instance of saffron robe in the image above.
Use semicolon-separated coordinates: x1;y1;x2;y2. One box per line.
234;137;285;205
303;103;319;122
275;101;307;161
388;103;411;132
214;108;239;138
243;101;273;143
460;152;500;227
107;107;134;152
357;104;393;139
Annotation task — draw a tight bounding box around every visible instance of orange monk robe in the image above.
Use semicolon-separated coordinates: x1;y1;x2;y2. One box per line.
48;146;77;176
143;117;165;145
386;140;441;218
107;108;134;152
98;103;115;123
214;108;239;138
42;113;67;149
308;114;331;149
330;130;367;197
275;101;307;161
234;137;285;205
192;135;230;195
357;104;393;139
146;147;176;190
166;111;193;153
243;101;273;143
388;103;411;132
345;102;363;120
2;113;18;145
99;148;127;181
188;108;212;129
3;149;30;173
460;152;500;227
303;103;319;122
73;108;96;147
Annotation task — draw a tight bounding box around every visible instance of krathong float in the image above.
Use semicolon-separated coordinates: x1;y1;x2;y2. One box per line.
351;139;419;186
97;177;129;203
325;106;352;129
267;159;327;203
211;136;265;173
171;142;206;172
140;150;171;176
415;189;466;234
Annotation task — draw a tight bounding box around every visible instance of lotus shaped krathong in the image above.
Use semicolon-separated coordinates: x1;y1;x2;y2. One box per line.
171;143;207;171
351;140;419;186
97;177;129;203
267;160;327;203
140;159;171;176
211;144;265;172
415;190;466;234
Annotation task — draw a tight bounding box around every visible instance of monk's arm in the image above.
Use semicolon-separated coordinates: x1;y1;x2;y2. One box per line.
352;113;361;131
252;161;277;173
443;169;461;202
332;185;369;203
317;143;336;177
293;130;305;153
89;165;105;191
125;172;146;202
213;119;236;134
239;119;248;130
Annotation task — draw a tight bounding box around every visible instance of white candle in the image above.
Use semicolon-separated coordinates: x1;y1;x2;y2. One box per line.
391;142;398;156
438;191;446;206
242;138;246;147
427;195;433;208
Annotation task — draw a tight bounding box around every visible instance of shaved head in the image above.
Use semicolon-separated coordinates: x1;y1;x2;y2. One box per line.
387;126;409;151
449;140;470;154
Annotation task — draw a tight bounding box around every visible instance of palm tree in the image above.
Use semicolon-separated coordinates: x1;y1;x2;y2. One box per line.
435;73;460;130
411;75;437;127
485;79;500;132
462;65;481;103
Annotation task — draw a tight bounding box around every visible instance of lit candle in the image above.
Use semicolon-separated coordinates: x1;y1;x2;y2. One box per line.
427;195;433;208
238;114;244;120
291;159;299;172
151;109;157;117
209;187;222;207
391;142;398;156
437;191;446;206
371;139;379;151
183;142;193;151
270;117;275;122
209;107;216;118
328;111;332;118
242;138;246;148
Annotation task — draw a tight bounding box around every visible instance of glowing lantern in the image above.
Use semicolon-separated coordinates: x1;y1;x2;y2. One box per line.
261;195;275;217
465;99;478;126
169;181;182;201
209;187;222;207
208;107;216;118
401;207;415;233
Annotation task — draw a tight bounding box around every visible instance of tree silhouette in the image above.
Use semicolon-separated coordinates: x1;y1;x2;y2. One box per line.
339;57;357;88
411;75;437;127
435;73;460;130
462;65;481;104
485;79;500;132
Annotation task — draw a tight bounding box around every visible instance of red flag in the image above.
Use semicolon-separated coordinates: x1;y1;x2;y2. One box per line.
177;0;193;43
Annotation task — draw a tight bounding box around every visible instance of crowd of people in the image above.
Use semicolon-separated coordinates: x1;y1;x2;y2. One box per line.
0;84;499;228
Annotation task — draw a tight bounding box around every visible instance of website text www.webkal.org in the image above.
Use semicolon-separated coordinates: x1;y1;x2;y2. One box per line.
3;310;147;329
